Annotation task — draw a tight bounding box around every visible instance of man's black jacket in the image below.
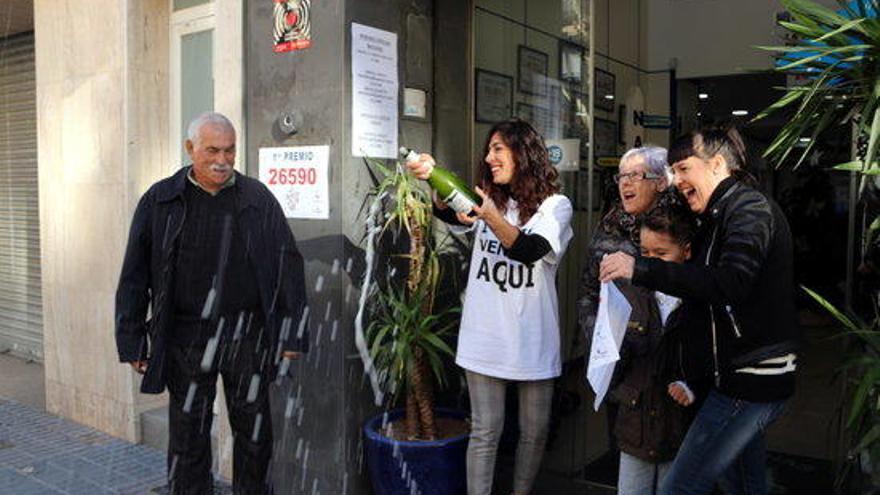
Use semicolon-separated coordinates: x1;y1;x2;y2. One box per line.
115;167;308;394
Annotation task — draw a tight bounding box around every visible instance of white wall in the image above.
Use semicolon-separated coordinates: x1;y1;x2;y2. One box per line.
643;0;839;78
35;0;170;442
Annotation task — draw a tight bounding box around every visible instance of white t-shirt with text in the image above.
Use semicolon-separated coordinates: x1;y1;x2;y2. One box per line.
455;194;573;380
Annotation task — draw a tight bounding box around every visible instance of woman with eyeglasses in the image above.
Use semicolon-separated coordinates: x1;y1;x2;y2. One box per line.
577;146;684;494
577;146;679;363
599;125;798;495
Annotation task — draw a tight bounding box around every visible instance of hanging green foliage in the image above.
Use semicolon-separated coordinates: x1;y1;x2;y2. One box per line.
755;0;880;171
361;157;461;441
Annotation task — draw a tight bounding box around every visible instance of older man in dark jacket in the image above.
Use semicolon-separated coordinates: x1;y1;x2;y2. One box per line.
115;112;307;495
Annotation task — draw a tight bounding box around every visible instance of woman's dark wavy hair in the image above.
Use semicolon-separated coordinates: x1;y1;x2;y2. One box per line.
668;123;757;186
478;119;560;224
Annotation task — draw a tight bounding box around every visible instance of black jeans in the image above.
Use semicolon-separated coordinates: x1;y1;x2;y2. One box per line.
165;326;275;495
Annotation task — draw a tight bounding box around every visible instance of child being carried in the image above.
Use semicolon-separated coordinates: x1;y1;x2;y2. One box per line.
609;203;709;495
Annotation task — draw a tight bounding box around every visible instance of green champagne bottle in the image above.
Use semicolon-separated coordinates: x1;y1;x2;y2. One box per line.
400;147;482;215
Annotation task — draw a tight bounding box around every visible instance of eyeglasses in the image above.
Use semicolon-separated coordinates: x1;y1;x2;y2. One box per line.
612;171;661;184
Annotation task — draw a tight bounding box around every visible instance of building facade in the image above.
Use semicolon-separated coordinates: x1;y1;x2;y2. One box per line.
3;0;842;492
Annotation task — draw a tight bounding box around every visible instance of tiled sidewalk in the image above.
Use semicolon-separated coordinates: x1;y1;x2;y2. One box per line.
0;399;169;494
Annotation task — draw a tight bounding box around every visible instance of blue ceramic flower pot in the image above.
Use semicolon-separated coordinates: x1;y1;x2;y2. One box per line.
363;408;469;495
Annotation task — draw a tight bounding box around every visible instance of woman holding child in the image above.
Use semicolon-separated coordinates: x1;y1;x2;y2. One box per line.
601;125;798;495
579;147;706;495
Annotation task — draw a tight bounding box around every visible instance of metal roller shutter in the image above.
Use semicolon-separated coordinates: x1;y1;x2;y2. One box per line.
0;32;41;361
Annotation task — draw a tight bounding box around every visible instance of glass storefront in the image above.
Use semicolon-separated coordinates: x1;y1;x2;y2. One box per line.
470;2;675;489
472;1;602;487
474;0;593;213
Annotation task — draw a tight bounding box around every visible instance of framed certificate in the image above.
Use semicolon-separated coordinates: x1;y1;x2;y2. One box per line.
559;40;584;84
595;68;616;112
475;69;513;123
518;45;549;96
594;117;618;158
516;102;550;137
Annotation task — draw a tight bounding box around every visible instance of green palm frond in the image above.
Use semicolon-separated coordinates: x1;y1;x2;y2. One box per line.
363;156;433;239
366;275;459;402
756;0;880;173
361;155;464;434
803;286;880;465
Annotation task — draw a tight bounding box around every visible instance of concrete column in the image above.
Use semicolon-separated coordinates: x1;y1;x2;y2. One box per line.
244;0;450;492
211;0;244;479
434;0;474;178
245;2;354;490
35;0;170;442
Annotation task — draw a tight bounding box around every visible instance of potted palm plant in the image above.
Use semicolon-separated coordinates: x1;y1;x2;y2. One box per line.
755;0;880;490
359;157;469;495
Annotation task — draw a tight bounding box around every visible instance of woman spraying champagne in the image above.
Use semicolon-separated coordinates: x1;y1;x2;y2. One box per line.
405;119;573;495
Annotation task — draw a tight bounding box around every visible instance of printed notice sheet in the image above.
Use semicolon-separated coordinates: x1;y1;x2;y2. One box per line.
259;145;330;219
587;281;632;410
351;23;398;159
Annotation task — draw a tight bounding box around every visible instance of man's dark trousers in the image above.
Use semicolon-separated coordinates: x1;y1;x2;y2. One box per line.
165;321;275;495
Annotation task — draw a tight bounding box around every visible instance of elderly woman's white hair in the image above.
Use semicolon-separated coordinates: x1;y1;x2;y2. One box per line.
619;146;671;187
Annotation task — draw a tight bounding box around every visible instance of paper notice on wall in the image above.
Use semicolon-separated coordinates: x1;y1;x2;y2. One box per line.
259;146;329;219
587;281;632;410
351;23;398;159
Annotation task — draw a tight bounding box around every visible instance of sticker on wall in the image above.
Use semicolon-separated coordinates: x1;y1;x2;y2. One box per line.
545;139;580;172
259;145;330;219
273;0;312;53
623;86;645;149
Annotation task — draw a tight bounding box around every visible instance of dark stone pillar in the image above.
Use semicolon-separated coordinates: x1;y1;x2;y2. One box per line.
244;0;471;493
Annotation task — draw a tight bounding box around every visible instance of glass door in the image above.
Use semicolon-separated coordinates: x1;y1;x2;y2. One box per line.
170;2;216;168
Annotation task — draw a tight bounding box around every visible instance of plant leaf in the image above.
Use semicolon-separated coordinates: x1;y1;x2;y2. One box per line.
793;105;838;169
775;45;870;71
814;17;868;42
782;0;850;29
753;90;803;121
847;366;880;428
757;45;832;53
833;160;866;171
802;286;860;333
863;107;880;171
422;332;455;358
851;424;880;456
867;215;880;247
778;20;825;39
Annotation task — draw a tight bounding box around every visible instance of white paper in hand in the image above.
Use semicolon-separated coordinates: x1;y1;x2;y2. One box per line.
587;281;632;410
